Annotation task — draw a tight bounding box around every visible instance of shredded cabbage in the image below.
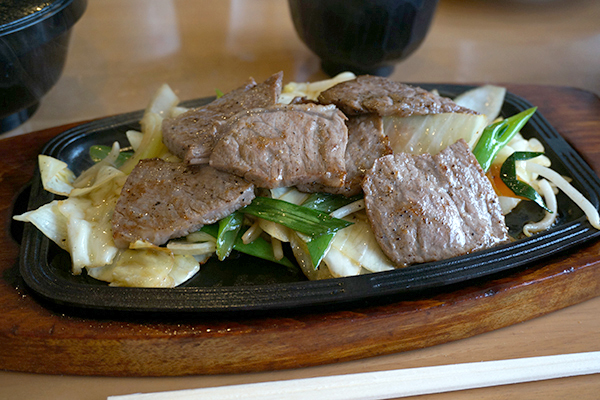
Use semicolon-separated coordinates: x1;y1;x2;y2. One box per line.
120;84;181;174
38;155;75;196
125;130;143;151
86;248;198;288
453;85;506;126
16;158;126;274
383;113;488;156
323;213;394;277
14;201;69;250
323;247;362;277
73;142;123;188
167;241;217;256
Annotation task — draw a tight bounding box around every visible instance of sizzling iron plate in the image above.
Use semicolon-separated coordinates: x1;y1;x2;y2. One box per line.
18;84;600;313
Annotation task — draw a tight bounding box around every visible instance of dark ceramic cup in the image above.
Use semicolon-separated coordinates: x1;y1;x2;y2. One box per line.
288;0;439;77
0;0;87;133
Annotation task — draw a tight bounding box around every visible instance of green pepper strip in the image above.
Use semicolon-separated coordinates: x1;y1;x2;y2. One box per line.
89;144;133;167
500;151;551;212
304;233;334;269
241;196;353;238
301;192;363;213
299;192;361;269
233;230;295;268
200;223;295;268
472;107;537;173
216;211;244;261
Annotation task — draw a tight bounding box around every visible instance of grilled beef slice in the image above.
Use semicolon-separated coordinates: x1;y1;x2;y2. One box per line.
362;139;509;266
297;114;392;196
112;159;255;248
209;103;348;189
318;75;476;117
162;71;283;164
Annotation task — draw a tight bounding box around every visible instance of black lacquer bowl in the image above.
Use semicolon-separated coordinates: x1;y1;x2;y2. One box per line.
18;84;600;314
288;0;439;77
0;0;87;133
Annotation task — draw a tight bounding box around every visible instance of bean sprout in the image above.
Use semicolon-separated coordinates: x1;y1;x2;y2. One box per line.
525;162;600;229
523;179;557;236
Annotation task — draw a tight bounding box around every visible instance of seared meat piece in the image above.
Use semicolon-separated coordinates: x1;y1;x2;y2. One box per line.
209;103;348;189
112;159;255;248
288;96;318;105
297;114;392;196
318;75;476;117
162;71;283;164
362;139;509;266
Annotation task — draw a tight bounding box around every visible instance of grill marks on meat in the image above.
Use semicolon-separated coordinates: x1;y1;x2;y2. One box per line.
362;139;509;266
209;103;348;189
162;72;283;164
297;114;392;196
112;159;255;248
318;75;477;117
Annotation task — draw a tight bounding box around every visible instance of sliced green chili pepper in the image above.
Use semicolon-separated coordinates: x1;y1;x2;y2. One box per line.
472;107;537;172
200;223;219;238
89;144;133;167
200;222;295;267
500;151;551;212
299;193;360;268
216;211;244;261
241;197;353;238
233;230;295;268
301;192;363;213
305;233;335;269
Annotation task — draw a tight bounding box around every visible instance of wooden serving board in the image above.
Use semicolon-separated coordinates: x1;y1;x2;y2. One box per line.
1;85;599;377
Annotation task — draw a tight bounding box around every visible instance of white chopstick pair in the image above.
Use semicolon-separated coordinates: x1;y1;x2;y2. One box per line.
109;351;600;400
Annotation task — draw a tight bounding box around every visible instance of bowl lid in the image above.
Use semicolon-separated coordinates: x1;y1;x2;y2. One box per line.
0;0;79;35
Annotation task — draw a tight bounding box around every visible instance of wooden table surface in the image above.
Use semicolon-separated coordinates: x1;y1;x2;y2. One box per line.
2;1;600;399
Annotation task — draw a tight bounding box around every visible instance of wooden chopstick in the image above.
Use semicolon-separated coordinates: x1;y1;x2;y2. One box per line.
108;351;600;400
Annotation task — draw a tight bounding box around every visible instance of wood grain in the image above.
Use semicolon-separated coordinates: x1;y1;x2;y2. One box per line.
1;85;599;377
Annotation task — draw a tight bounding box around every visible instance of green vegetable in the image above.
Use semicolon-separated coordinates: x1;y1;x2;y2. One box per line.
89;145;132;167
500;151;550;211
241;197;353;238
120;113;169;174
200;223;219;237
472;107;537;172
273;193;360;270
233;230;295;268
215;89;225;98
216;211;244;261
306;233;335;269
301;192;363;213
200;223;294;268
